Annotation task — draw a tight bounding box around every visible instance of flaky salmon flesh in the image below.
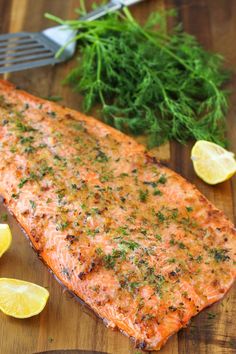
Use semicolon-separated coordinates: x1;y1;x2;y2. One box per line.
0;80;235;351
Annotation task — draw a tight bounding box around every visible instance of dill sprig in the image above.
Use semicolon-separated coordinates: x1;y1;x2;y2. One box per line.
45;4;230;147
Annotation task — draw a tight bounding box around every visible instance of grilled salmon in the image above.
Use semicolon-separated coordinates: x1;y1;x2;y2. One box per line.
0;79;235;351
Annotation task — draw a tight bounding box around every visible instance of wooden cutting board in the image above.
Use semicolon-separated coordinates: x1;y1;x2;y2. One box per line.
0;1;235;353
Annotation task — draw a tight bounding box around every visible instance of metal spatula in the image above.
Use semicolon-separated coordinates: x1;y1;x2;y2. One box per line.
0;0;143;74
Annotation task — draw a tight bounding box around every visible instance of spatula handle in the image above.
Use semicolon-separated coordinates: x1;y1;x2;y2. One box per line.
80;0;144;22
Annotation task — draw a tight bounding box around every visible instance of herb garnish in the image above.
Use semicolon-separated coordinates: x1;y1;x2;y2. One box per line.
18;177;28;189
117;226;129;236
139;189;148;202
186;206;193;212
15;121;36;132
178;242;186;250
196;255;203;263
39;164;54;177
155;234;162;241
10;146;17;153
157;211;166;223
120;240;140;250
103;249;127;269
158;175;167;184
24;146;36;154
95;149;109;163
210;248;230;262
103;253;116;269
56;221;69;231
46;5;230;147
95;247;103;255
19;136;34;144
153;189;162;196
29;200;36;210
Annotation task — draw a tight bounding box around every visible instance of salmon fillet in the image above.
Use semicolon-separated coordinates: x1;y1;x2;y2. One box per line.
0;79;235;351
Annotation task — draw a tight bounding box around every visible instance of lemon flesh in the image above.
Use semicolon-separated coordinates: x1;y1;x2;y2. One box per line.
191;140;236;185
0;278;49;318
0;224;12;257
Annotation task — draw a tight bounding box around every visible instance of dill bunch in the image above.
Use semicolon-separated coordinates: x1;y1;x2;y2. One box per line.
45;5;230;147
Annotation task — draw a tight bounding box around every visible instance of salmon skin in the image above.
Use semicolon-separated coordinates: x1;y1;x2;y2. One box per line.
0;79;235;351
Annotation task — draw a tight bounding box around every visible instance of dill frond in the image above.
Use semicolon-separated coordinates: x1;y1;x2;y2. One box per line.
45;6;230;147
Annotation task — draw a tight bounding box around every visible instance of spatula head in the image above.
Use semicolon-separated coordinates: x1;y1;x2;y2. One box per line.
0;31;63;73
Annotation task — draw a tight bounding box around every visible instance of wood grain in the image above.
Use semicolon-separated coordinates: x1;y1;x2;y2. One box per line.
0;1;235;354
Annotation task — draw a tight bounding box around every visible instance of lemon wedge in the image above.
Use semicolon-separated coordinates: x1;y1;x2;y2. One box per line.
191;140;236;185
0;278;49;318
0;224;12;257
